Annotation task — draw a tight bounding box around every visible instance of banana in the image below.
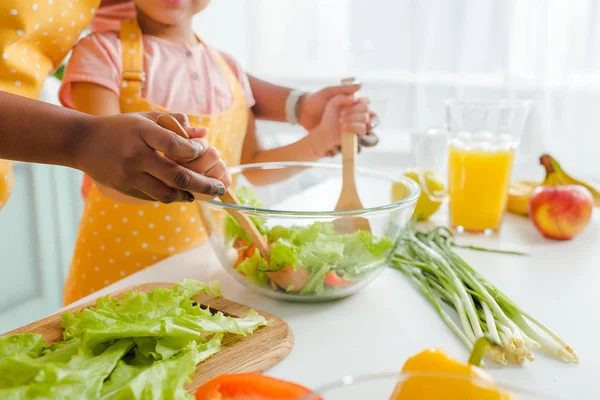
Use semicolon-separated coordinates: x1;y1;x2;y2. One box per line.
540;154;600;206
506;154;600;217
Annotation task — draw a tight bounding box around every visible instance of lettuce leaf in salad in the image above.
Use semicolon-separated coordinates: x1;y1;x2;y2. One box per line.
335;230;394;281
299;265;332;295
224;187;268;242
267;223;392;271
236;252;269;287
268;239;299;272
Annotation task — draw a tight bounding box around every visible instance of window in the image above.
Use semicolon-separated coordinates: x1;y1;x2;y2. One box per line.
195;0;600;177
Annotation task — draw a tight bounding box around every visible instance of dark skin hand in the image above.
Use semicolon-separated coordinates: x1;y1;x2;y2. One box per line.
0;91;228;203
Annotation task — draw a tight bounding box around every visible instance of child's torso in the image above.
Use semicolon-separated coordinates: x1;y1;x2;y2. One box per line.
63;19;250;305
60;31;254;115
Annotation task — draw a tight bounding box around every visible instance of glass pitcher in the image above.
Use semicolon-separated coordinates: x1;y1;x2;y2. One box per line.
416;99;532;234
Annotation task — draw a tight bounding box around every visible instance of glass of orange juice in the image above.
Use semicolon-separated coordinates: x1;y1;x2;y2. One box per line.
415;99;532;234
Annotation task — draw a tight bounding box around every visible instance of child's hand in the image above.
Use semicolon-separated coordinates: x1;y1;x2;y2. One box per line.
182;143;231;194
298;83;362;130
297;84;379;151
306;95;372;158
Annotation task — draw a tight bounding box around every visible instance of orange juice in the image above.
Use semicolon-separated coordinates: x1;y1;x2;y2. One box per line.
448;144;515;233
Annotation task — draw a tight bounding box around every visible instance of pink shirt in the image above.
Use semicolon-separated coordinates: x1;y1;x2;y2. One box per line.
59;32;255;115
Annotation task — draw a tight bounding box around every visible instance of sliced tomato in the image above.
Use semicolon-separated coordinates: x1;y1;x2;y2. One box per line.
324;271;353;287
234;248;246;269
245;243;258;258
195;373;319;400
233;238;248;249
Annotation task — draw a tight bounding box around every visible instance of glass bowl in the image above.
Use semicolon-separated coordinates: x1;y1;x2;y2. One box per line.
201;162;419;302
298;372;558;399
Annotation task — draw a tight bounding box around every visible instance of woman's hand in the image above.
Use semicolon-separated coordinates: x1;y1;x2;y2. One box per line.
306;95;372;158
298;83;379;150
74;112;228;203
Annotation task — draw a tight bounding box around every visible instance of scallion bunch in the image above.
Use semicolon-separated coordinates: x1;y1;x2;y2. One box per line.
391;226;578;365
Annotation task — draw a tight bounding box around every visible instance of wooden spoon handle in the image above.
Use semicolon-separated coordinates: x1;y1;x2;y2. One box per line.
156;114;270;261
339;77;360;198
340;131;358;195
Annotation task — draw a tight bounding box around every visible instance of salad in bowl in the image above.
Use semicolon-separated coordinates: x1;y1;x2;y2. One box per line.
201;162;419;302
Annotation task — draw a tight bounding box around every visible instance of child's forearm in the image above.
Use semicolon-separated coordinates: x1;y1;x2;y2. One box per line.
246;136;320;165
0;91;87;168
241;137;320;185
248;74;295;123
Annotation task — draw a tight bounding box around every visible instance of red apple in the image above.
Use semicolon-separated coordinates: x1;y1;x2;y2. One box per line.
528;185;594;240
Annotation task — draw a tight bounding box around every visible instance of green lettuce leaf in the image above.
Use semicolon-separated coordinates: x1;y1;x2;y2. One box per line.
299;265;332;295
236;252;269;287
99;336;222;400
0;334;45;359
0;280;267;399
268;239;298;272
62;280;222;345
223;187;268;242
228;200;394;294
0;339;133;399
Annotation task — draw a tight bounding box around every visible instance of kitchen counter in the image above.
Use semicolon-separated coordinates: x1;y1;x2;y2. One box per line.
65;212;600;399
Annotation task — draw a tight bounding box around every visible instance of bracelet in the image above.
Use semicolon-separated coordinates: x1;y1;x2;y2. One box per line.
285;89;305;125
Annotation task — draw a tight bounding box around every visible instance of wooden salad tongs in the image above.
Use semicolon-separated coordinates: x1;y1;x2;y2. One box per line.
156;114;270;262
332;77;372;234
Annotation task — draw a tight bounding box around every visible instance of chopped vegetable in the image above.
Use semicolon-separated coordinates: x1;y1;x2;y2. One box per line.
391;225;578;365
0;280;268;399
323;272;353;287
392;337;515;400
224;187;394;296
194;373;316;400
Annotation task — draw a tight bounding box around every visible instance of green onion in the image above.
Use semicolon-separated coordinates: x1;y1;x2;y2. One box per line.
391;223;578;365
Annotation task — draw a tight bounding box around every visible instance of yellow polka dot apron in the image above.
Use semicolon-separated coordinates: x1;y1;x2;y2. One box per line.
63;18;249;304
0;0;99;210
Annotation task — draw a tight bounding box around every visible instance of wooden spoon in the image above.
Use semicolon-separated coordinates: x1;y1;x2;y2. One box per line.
332;77;372;234
156;114;270;262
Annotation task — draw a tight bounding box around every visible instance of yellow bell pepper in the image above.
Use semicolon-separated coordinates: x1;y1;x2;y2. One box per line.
391;338;516;400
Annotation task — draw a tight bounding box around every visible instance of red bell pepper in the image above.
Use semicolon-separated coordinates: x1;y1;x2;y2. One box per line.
195;373;319;400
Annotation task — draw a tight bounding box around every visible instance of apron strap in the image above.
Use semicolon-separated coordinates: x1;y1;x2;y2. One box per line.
119;19;145;107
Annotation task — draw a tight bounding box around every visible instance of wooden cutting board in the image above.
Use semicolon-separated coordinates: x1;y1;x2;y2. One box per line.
4;282;294;393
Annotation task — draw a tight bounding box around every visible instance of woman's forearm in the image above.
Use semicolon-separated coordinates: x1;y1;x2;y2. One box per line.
0;91;86;168
248;74;293;123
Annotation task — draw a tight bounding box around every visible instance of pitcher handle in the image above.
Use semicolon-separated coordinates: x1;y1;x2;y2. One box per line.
414;125;449;202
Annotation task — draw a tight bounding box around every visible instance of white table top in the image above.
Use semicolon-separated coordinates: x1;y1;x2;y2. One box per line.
65;210;600;400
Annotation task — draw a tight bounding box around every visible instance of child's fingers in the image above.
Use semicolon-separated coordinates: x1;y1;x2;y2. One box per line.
340;122;369;135
204;160;227;182
340;102;370;117
187;127;209;139
339;112;370;125
320;82;362;99
185;146;221;174
220;171;232;189
357;96;371;105
327;94;359;109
